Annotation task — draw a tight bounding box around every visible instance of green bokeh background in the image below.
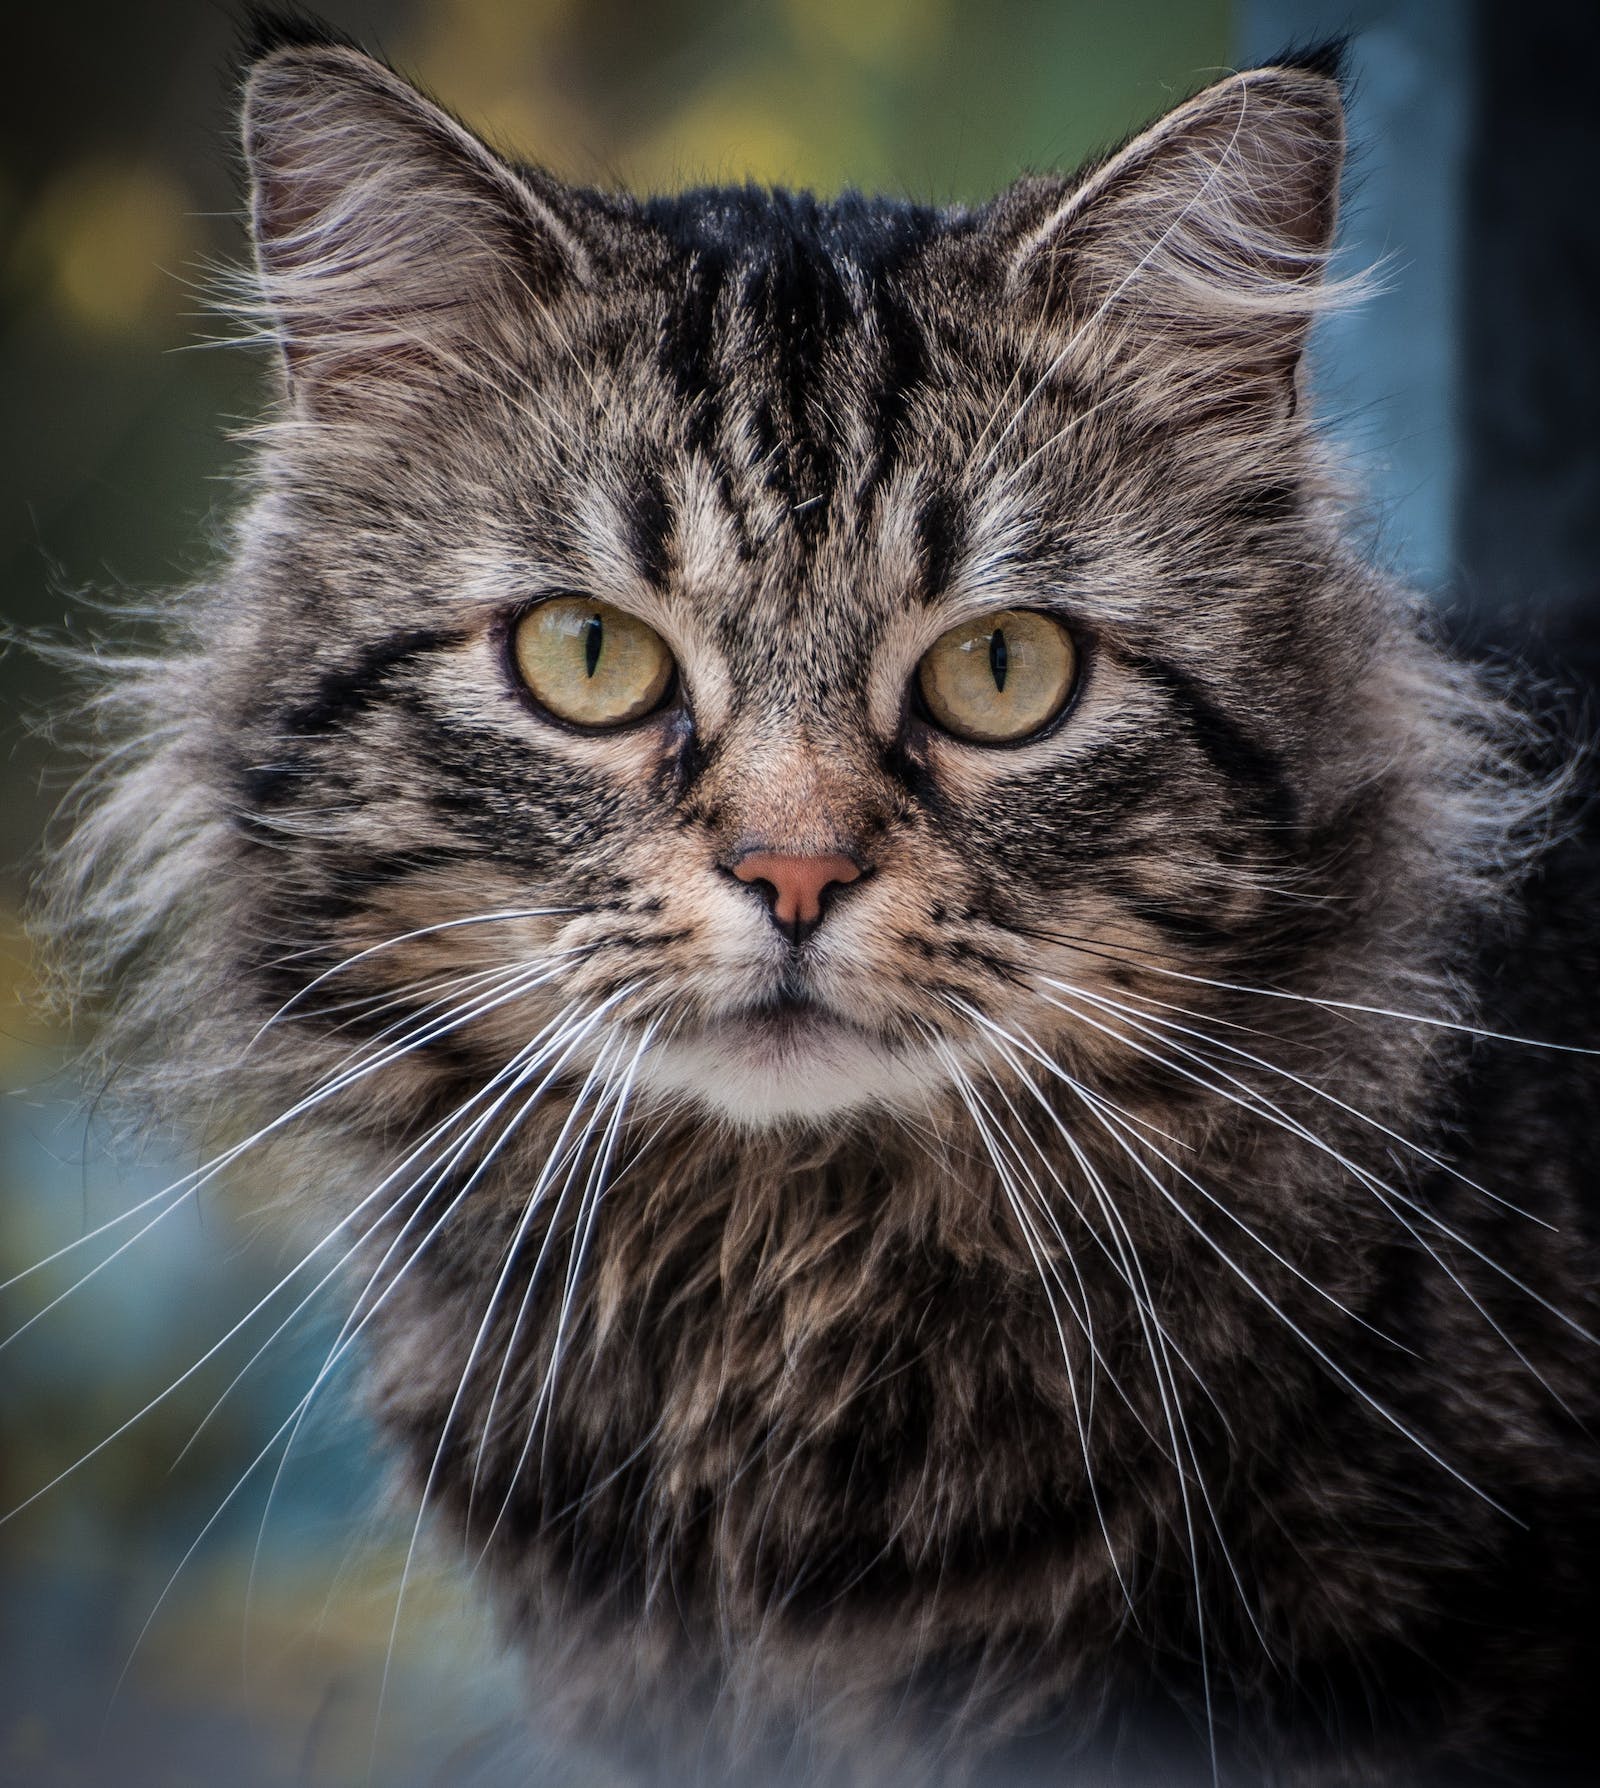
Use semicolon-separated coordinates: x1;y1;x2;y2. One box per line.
1;5;1238;1782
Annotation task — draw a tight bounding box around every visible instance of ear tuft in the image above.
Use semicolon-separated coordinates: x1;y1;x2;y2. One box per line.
237;6;359;69
1265;36;1350;86
1003;65;1352;413
241;38;589;409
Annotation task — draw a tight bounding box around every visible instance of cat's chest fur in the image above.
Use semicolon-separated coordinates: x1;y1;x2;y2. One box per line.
358;1089;1598;1781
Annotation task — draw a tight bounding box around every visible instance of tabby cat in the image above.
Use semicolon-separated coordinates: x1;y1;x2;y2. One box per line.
42;15;1600;1786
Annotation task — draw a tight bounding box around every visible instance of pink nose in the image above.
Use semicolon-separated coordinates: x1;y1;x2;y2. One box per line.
729;849;863;945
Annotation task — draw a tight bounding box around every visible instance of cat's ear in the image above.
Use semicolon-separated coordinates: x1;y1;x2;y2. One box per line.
998;62;1347;414
241;35;591;408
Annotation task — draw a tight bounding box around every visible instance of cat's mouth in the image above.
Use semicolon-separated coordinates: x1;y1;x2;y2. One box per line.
637;987;940;1124
720;988;878;1052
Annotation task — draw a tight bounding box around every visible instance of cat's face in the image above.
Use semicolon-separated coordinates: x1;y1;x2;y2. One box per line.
224;39;1362;1131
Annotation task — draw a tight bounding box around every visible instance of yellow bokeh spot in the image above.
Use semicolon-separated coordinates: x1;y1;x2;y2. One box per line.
404;0;588;171
21;157;192;337
624;60;886;195
4;1714;50;1763
627;87;815;192
781;0;951;67
0;906;57;1070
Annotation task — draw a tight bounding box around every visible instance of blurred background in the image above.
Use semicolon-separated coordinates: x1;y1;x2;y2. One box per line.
2;2;1596;1783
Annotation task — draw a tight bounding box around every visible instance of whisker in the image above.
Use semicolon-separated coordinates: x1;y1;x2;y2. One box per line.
458;1024;643;1526
1;957;573;1361
250;906;585;1044
8;967;590;1556
1041;980;1592;1408
964;995;1414;1356
919;1022;1166;1452
474;1015;666;1559
185;997;598;1478
1016;920;1599;1055
532;1018;659;1465
926;1038;1137;1623
983;997;1516;1522
943;1023;1230;1768
1042;982;1597;1351
0;1170;206;1295
232;991;627;1687
367;986;642;1772
1071;977;1558;1230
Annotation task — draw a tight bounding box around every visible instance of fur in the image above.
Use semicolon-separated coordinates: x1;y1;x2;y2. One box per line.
37;25;1600;1786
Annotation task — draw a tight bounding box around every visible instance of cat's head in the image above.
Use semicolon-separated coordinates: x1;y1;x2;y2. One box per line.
70;31;1450;1141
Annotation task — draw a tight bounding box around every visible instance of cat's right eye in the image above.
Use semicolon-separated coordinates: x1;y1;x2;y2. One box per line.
511;597;676;729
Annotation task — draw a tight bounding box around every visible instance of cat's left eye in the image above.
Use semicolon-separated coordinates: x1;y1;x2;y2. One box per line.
916;609;1078;744
511;597;676;729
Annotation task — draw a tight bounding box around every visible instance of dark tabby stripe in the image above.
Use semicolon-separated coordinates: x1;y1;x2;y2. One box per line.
1126;650;1300;833
277;627;458;741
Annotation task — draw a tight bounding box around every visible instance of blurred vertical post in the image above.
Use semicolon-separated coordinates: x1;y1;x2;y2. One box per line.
1237;0;1469;595
1455;0;1600;641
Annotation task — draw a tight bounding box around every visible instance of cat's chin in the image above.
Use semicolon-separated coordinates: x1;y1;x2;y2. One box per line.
637;1006;941;1128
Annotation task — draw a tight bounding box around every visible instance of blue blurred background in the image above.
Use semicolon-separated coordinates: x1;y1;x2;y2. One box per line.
3;2;1596;1782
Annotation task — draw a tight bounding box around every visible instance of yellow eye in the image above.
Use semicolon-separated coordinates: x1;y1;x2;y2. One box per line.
916;609;1078;743
511;597;675;729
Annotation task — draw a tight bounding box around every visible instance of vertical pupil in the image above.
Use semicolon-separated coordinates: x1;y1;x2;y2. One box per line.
989;627;1008;693
584;614;603;678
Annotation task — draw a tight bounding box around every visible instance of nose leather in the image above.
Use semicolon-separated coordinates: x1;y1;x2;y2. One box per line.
730;850;862;945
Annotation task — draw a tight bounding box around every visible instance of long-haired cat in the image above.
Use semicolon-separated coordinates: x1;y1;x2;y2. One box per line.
39;14;1600;1785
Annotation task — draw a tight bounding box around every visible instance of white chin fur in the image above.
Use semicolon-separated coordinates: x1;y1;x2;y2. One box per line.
638;1022;944;1127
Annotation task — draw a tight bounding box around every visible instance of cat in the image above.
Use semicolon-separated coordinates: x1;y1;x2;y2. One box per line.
37;12;1600;1785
